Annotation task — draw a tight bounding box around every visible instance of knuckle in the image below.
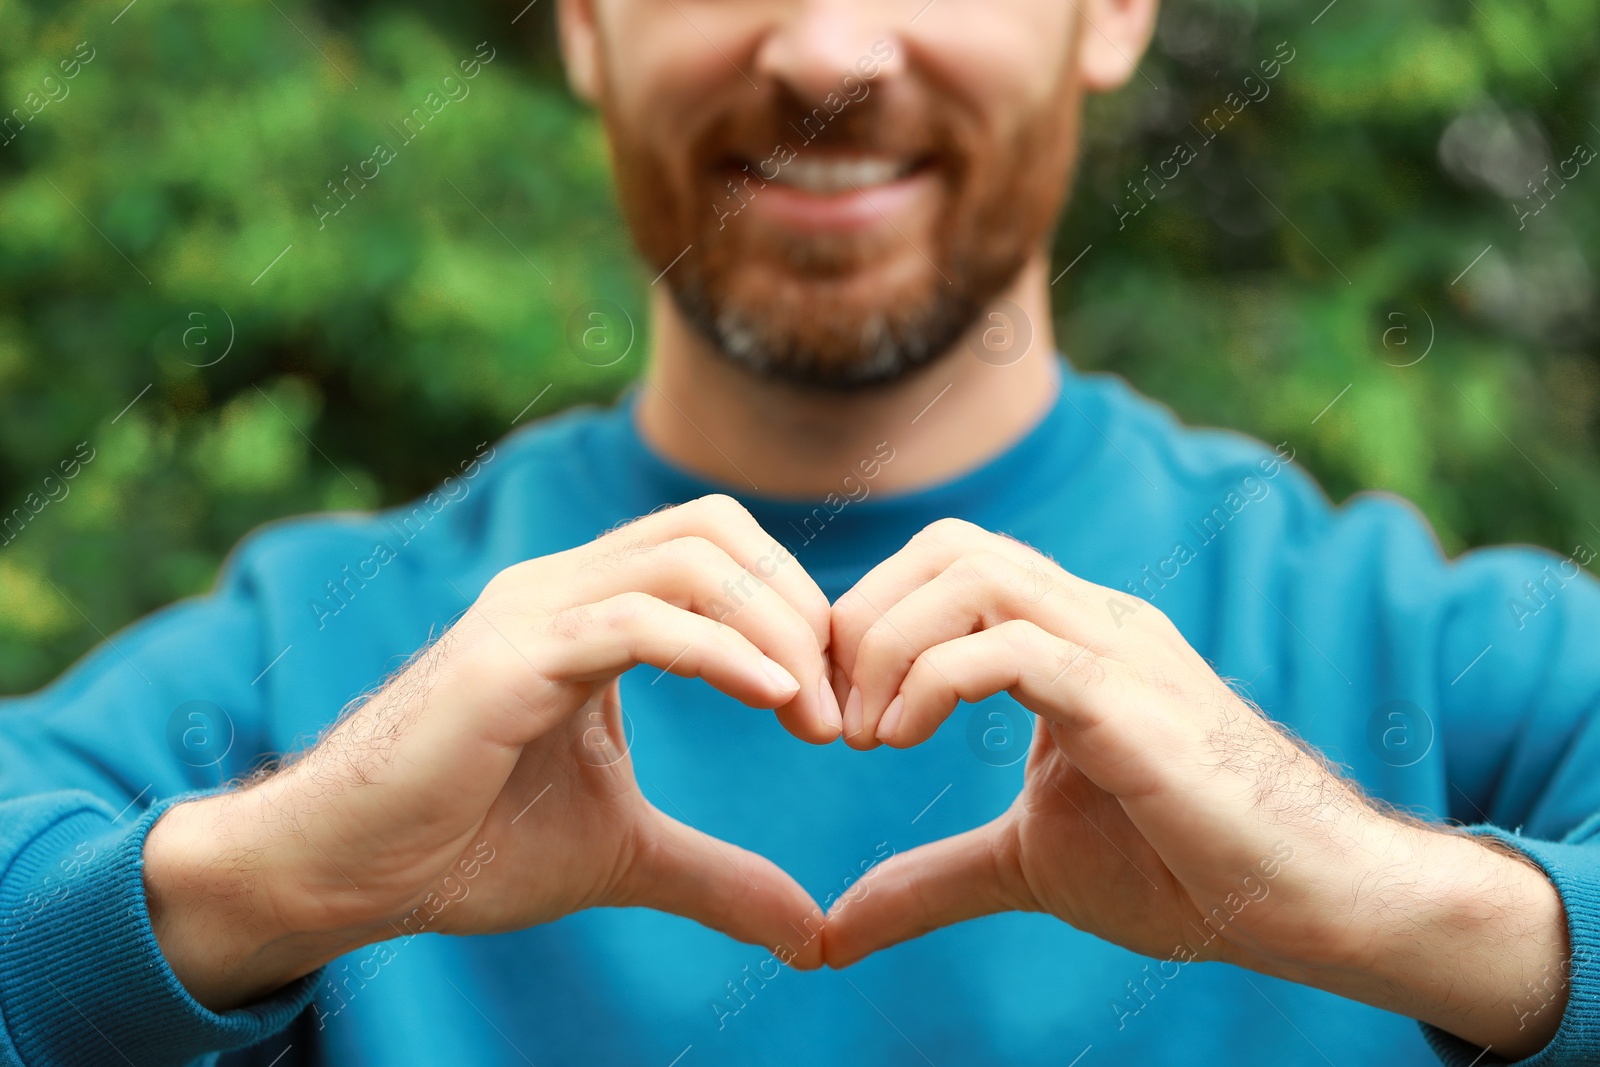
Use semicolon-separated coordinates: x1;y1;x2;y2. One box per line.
1140;592;1182;637
480;561;536;601
601;590;658;629
693;493;753;527
715;630;751;664
917;516;980;547
699;613;740;648
856;618;907;669
994;618;1045;659
1102;591;1146;626
906;647;957;699
665;534;726;570
480;566;515;595
957;549;1015;586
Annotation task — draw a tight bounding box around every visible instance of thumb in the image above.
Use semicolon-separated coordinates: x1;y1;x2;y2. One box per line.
617;805;827;970
822;816;1027;969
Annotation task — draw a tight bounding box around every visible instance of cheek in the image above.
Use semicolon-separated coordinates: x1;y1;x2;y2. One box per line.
908;1;1076;122
599;4;758;136
598;15;752;214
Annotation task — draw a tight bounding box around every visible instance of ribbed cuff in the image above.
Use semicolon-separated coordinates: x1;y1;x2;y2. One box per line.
0;792;320;1066
1422;820;1600;1066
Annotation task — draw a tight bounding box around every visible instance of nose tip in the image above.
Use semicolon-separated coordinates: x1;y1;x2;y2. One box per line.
754;8;902;104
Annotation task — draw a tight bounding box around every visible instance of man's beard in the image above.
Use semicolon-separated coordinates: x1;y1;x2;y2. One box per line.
605;69;1079;391
667;245;984;389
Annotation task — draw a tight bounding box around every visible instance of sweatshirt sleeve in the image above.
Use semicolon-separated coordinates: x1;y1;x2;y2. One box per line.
0;544;319;1065
1414;538;1600;1065
0;792;319;1066
1220;463;1600;1067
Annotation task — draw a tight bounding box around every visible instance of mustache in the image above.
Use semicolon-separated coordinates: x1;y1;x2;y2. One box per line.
698;82;949;168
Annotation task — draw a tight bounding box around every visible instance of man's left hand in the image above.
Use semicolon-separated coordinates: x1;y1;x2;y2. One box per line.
823;519;1569;1059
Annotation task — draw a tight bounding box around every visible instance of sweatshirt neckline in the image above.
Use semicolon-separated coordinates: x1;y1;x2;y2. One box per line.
580;355;1096;581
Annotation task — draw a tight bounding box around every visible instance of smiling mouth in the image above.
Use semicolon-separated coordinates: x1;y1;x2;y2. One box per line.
723;154;932;196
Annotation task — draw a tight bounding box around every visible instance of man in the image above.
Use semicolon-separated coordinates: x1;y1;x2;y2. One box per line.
0;0;1595;1063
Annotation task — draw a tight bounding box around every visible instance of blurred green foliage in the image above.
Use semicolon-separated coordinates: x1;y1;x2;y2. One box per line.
0;0;1596;693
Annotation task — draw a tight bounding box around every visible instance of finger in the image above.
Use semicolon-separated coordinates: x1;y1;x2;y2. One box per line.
882;621;1171;801
845;549;1095;747
822;817;1024;969
398;593;807;809
598;494;833;655
552;534;842;742
539;591;806;713
621;805;827;970
876;619;1106;746
831;518;1065;684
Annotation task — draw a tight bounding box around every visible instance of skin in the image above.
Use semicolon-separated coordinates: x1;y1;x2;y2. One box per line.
824;520;1568;1055
146;498;842;1008
145;0;1570;1059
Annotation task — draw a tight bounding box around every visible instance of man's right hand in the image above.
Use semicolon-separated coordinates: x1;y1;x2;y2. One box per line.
143;495;841;1011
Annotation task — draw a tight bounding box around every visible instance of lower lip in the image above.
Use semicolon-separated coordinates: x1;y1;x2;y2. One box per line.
725;166;937;234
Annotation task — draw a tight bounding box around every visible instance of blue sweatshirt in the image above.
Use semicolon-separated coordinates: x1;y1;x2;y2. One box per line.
2;357;1598;1067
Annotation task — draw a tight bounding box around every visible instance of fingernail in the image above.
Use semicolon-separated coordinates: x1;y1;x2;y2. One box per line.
819;674;843;732
842;686;863;740
760;655;801;694
876;695;905;742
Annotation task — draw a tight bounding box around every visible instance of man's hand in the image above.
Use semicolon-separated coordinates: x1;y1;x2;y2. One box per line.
824;518;1570;1059
144;495;842;1012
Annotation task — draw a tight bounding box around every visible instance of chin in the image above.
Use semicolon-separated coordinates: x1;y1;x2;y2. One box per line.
668;253;992;391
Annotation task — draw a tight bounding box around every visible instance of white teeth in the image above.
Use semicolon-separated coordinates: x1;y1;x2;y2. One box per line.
771;157;910;194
